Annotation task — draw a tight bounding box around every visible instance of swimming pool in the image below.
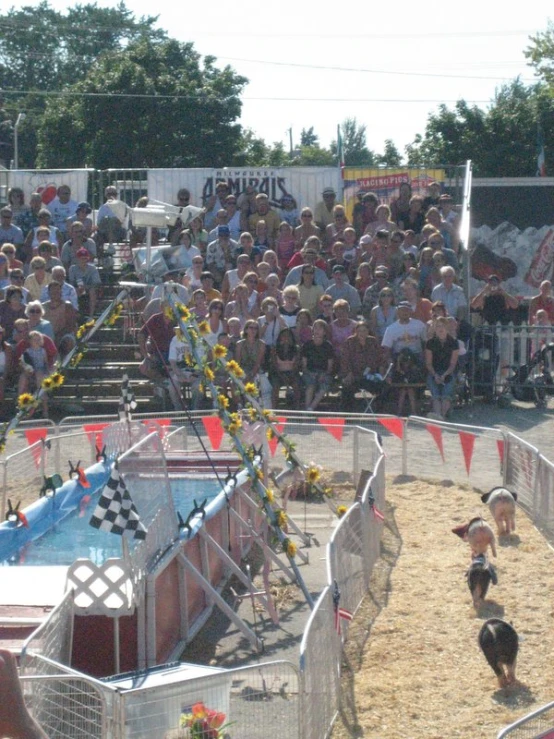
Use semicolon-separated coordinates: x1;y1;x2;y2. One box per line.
0;472;223;567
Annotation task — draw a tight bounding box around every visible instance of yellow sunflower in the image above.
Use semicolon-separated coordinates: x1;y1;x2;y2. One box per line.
247;407;258;421
306;465;321;485
204;367;215;382
336;505;348;518
198;321;210;335
266;428;275;441
217;394;229;409
50;373;64;387
41;377;54;391
228;422;240;435
283;539;297;558
244;382;258;396
175;303;191;320
18;393;35;409
213;343;227;359
226;360;244;378
163;305;174;321
265;488;275;504
275;509;287;528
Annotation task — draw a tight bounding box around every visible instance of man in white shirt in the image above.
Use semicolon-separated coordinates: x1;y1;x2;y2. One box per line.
47;185;78;237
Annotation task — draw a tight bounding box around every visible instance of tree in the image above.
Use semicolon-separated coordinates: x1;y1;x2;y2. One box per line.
37;38;247;168
300;127;319;147
525;21;554;87
403;81;554;176
0;1;167;167
376;139;403;167
331;118;375;166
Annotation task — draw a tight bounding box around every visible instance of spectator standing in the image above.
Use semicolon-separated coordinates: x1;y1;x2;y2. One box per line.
314;187;338;233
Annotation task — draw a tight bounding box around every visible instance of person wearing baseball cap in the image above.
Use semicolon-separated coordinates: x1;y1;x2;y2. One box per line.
68;247;101;318
66;201;94;239
314;186;338;232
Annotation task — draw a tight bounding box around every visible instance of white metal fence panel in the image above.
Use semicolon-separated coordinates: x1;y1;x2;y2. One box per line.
21;590;75;668
497;700;554;738
535;455;554;538
299;586;341;739
505;433;540;514
19;655;110;739
119;660;300;739
328;503;367;615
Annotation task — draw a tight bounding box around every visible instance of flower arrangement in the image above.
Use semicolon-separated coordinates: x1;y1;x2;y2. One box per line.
178;702;230;738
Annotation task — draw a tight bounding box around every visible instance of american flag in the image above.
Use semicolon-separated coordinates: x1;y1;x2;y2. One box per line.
89;466;147;540
368;488;385;522
332;580;353;636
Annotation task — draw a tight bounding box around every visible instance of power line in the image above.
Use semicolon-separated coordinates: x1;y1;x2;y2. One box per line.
218;56;537;82
0;89;493;104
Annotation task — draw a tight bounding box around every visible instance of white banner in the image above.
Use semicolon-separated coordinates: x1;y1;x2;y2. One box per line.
9;169;91;207
147;167;342;211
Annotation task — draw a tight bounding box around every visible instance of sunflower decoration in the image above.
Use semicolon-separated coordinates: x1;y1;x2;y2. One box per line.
336;505;348;518
76;325;86;340
204;366;215;382
213;343;227;360
265;488;275;504
50;372;64;388
198;320;210;336
41;376;54;391
175;303;191;321
107;303;123;326
266;427;275;441
305;465;321;485
0;437;6;454
247;406;258;422
163;305;174;321
217;394;229;409
243;382;258;397
18;393;36;410
226;360;244;378
283;538;297;558
275;509;287;529
188;328;198;345
69;352;85;368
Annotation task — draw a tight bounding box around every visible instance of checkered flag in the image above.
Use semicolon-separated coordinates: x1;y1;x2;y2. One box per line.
119;373;137;421
89;466;147;540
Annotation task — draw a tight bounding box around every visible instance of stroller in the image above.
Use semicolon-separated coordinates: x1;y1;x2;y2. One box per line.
503;343;554;408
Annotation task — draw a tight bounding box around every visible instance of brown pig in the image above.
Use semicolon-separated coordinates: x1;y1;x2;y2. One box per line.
481;487;517;536
452;517;497;558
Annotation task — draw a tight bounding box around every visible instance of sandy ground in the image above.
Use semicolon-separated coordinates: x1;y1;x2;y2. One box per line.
332;476;554;739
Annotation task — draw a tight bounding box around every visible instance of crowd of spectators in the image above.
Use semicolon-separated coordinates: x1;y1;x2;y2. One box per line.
1;178;544;420
132;180;474;419
0;185;101;412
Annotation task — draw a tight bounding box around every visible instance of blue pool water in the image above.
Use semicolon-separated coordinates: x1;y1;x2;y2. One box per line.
1;477;222;567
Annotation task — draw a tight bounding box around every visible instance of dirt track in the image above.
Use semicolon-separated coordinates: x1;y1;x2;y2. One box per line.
332;476;554;739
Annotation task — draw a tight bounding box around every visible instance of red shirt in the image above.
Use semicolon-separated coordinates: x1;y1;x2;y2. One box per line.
15;336;58;365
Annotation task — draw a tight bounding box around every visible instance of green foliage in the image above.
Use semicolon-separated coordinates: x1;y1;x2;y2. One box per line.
376;139;403;167
300;126;318;147
36;38;247;168
405;81;554;176
330;118;375;166
525;21;554;87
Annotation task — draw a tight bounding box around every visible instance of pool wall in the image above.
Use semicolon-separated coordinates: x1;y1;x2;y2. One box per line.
6;450;263;678
0;463;112;563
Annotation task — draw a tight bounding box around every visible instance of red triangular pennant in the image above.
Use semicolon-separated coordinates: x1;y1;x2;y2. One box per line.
24;428;48;469
378;417;404;439
268;417;287;457
425;423;444;461
83;423;110;449
202;416;224;450
459;431;476;475
318;417;345;442
496;440;505;465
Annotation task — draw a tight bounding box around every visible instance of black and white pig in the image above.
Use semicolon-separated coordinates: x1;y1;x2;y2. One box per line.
467;554;497;609
478;618;519;688
481;487;517;536
452;517;497;558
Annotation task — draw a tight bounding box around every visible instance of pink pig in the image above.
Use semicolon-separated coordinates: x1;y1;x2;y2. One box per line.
481;487;517;536
452;517;497;558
